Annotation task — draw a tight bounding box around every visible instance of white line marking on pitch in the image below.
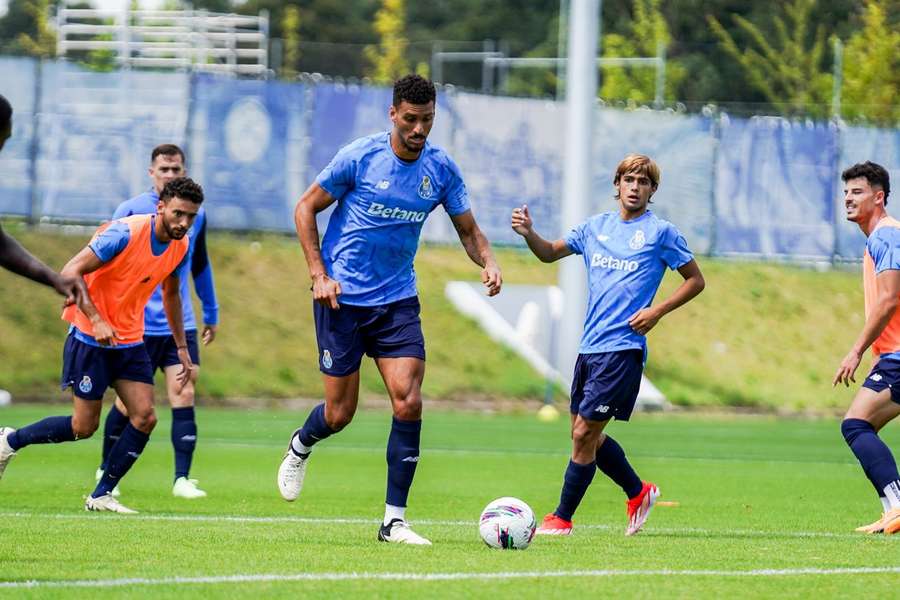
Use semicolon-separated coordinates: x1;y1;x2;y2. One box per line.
3;567;900;589
0;511;865;539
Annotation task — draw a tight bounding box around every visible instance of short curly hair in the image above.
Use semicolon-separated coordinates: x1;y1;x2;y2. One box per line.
842;161;890;205
392;74;436;107
160;176;204;205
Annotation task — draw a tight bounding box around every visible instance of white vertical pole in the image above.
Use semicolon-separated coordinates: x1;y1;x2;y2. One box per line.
556;0;600;387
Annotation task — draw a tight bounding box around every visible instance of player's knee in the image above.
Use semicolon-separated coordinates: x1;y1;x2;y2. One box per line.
393;396;422;421
325;409;353;431
71;417;99;439
571;425;597;451
841;417;874;445
130;410;158;433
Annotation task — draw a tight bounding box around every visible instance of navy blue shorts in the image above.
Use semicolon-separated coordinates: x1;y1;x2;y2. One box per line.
862;357;900;404
60;333;155;400
570;350;644;422
144;330;200;373
313;296;426;377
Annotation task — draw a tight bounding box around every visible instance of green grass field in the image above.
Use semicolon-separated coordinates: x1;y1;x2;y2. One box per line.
1;404;899;598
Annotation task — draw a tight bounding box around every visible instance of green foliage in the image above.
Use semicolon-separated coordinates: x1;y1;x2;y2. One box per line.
707;0;833;118
280;5;301;78
841;0;900;126
599;0;685;106
363;0;410;83
0;0;56;57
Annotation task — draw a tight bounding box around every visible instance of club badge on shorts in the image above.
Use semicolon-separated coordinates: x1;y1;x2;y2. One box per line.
78;375;93;394
322;349;333;369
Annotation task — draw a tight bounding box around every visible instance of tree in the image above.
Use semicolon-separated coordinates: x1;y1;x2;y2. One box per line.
363;0;410;84
280;5;301;78
841;0;900;125
600;0;685;106
0;0;56;57
708;0;833;118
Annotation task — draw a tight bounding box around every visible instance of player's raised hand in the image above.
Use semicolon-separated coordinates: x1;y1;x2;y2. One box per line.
833;349;861;387
312;272;342;310
175;346;195;390
91;317;119;347
202;324;218;346
482;263;502;296
511;204;533;237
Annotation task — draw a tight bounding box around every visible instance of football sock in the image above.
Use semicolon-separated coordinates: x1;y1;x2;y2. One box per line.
384;503;406;526
385;417;421;508
290;432;311;457
100;405;129;470
595;435;643;499
294;403;335;455
93;424;149;498
554;459;596;522
882;496;892;513
171;407;197;481
7;416;75;451
884;481;900;510
842;418;900;496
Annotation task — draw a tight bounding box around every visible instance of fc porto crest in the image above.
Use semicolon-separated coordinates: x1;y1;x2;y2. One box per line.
628;230;646;250
417;175;433;200
322;349;333;369
78;375;93;394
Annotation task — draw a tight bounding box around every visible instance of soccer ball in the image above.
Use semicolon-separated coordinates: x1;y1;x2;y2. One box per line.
478;497;537;550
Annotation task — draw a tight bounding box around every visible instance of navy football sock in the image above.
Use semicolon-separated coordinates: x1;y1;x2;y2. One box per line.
595;435;643;498
385;417;422;507
100;405;129;470
93;424;149;498
554;459;596;522
171;407;197;481
295;403;336;452
7;416;75;451
842;418;900;493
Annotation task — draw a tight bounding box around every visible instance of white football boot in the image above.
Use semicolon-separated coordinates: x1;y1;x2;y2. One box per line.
84;492;138;514
173;477;207;499
0;427;16;480
377;519;432;546
277;450;309;501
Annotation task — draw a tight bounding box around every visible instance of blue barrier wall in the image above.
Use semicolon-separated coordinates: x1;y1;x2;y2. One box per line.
2;57;899;261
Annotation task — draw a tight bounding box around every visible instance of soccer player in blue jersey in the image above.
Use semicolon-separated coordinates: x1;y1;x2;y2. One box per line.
0;94;85;303
511;153;705;536
833;162;900;535
95;144;219;500
278;74;502;545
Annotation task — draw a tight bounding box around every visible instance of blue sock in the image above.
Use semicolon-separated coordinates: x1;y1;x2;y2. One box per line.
554;459;596;521
295;403;336;453
595;435;643;498
92;424;149;498
385;417;422;507
842;418;900;493
7;416;75;451
171;407;197;481
100;405;129;470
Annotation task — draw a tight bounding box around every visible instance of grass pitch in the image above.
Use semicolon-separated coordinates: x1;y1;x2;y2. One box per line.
1;404;899;598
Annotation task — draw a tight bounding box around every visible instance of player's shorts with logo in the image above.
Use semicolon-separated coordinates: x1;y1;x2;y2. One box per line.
570;349;644;421
144;330;200;372
862;356;900;404
313;296;426;377
60;332;154;400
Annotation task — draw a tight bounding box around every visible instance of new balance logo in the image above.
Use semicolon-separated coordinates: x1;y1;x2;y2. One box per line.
401;456;419;463
870;373;883;382
376;179;391;190
367;202;427;223
594;405;610;413
590;253;639;272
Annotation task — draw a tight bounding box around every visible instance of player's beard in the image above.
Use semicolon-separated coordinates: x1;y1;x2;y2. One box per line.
402;133;426;155
162;217;187;241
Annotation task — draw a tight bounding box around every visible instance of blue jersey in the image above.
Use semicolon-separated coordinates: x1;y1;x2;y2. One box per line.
315;132;470;306
565;210;693;355
75;217;190;348
113;189;219;335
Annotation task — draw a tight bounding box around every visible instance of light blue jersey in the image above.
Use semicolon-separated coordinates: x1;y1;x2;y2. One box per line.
113;189;219;335
315;132;470;306
565;210;693;355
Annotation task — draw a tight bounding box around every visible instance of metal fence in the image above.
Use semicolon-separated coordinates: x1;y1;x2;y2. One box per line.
2;57;899;261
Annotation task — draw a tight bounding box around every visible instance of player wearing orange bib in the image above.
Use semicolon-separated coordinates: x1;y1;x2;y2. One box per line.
0;177;204;514
833;162;900;535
